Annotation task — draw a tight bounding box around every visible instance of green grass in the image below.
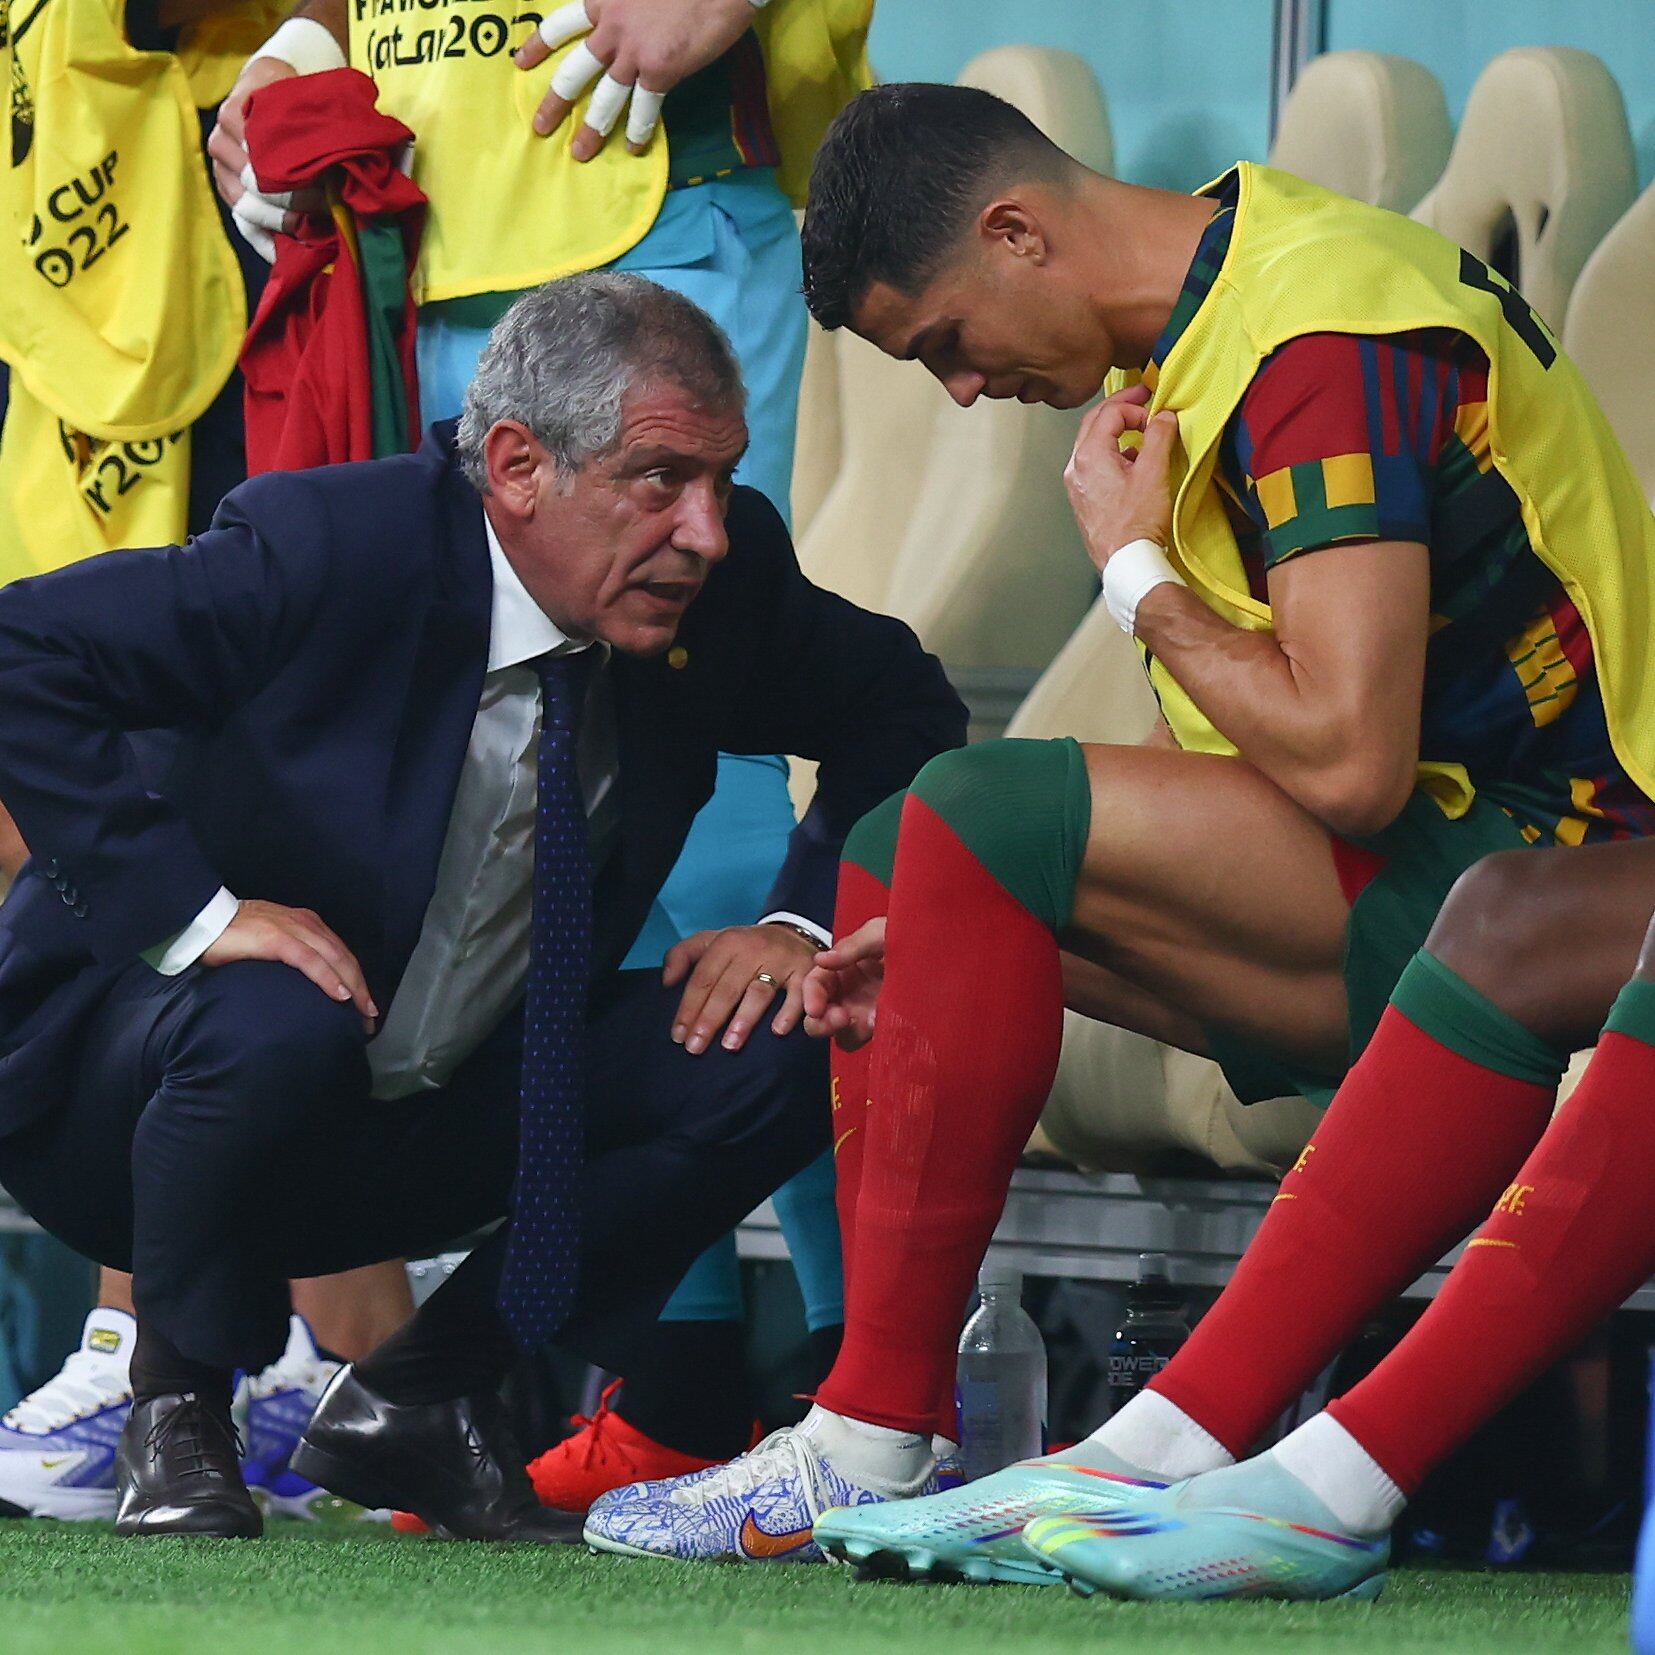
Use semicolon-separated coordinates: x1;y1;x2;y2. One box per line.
0;1519;1629;1655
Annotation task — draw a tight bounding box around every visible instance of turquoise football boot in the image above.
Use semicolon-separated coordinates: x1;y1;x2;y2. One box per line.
1022;1455;1389;1603
813;1441;1172;1585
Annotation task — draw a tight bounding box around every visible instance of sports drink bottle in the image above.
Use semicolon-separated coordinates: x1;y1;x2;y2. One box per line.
956;1262;1048;1481
1106;1253;1191;1411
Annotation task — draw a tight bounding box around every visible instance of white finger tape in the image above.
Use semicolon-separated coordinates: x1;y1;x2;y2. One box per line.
232;189;289;234
1101;538;1187;635
237;163;292;210
548;38;603;101
536;0;592;52
626;86;664;147
586;72;631;136
231;198;276;263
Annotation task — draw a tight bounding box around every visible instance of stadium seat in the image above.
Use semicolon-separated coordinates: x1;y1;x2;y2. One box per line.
1003;598;1323;1177
796;46;1113;673
790;310;843;540
1562;180;1655;504
1411;47;1637;330
1268;50;1451;212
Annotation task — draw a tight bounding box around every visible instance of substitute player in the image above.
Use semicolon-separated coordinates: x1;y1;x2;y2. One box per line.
581;82;1655;1565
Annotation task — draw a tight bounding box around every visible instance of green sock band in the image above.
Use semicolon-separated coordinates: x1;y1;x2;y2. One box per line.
907;737;1092;931
1603;977;1655;1047
841;790;905;888
1391;949;1570;1086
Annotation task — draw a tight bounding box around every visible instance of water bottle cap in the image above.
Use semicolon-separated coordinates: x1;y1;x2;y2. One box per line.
1137;1251;1171;1281
978;1260;1023;1296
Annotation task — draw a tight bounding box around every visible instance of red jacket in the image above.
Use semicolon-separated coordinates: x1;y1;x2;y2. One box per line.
241;68;426;474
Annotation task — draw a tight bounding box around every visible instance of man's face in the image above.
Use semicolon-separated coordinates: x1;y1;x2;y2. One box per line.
850;231;1116;411
485;384;747;656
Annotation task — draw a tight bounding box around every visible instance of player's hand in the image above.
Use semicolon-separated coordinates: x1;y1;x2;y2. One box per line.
802;917;885;1051
201;899;379;1033
514;0;756;158
664;923;818;1055
1064;385;1178;574
208;56;329;259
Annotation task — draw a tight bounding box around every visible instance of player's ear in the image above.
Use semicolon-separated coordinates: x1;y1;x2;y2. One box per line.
979;197;1049;266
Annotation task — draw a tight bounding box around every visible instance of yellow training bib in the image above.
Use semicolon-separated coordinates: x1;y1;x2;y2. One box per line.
1136;163;1655;817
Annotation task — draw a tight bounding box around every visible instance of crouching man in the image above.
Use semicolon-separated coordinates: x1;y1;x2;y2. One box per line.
0;273;964;1540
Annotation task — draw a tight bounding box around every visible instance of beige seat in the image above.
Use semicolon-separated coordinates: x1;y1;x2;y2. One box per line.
1562;181;1655;504
790;311;843;540
796;46;1112;673
1412;48;1636;331
1004;598;1324;1177
1269;51;1450;212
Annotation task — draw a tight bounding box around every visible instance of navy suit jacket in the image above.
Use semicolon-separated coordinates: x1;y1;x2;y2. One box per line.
0;423;966;1136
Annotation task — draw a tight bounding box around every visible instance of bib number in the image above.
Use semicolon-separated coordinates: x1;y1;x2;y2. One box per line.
1458;249;1557;370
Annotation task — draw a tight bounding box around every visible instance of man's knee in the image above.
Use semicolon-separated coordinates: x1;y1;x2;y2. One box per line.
679;1021;828;1173
905;738;1092;931
1426;850;1563;1026
842;790;905;886
163;960;368;1125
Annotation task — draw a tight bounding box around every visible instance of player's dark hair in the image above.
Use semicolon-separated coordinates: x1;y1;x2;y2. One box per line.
801;83;1071;331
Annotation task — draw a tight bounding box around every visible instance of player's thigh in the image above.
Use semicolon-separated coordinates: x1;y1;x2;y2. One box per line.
1430;838;1655;1049
1067;744;1351;1069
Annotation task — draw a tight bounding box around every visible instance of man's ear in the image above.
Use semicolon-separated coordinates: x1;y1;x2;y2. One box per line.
482;420;546;517
979;197;1049;265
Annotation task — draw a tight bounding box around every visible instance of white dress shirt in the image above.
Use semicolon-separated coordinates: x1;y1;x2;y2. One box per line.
150;511;824;1101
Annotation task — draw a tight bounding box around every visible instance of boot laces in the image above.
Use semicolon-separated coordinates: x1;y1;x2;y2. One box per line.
568;1380;625;1472
144;1395;243;1484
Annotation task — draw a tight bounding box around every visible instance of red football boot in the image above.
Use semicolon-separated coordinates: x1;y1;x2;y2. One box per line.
526;1381;732;1514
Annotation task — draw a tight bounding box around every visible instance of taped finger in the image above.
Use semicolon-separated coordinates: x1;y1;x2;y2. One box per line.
536;0;591;52
232;188;290;234
549;39;604;102
626;85;663;148
585;71;631;137
231;198;276;262
238;162;292;208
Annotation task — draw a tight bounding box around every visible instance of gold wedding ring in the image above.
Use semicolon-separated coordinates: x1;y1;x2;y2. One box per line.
753;971;782;989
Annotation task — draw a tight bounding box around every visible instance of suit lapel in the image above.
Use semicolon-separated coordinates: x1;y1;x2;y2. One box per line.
596;649;711;972
376;456;492;984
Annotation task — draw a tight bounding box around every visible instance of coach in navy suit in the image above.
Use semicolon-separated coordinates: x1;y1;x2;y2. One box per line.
0;275;964;1540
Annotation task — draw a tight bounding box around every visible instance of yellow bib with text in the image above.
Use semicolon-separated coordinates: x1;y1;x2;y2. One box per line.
352;0;870;304
1135;163;1655;818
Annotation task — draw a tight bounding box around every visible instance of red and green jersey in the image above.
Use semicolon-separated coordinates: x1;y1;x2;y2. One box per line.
1152;174;1655;845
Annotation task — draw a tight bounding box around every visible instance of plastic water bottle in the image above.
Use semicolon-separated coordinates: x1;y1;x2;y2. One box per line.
1631;1346;1655;1653
1106;1253;1191;1411
956;1262;1048;1481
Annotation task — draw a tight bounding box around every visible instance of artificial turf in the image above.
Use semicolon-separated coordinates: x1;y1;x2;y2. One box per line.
0;1519;1630;1655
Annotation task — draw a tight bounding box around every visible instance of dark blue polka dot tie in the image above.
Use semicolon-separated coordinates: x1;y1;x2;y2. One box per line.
497;649;594;1349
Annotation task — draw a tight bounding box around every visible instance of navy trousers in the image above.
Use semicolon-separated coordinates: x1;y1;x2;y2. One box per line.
0;959;828;1373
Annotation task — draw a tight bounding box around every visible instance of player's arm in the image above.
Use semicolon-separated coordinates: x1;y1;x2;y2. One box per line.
1068;332;1443;838
1132;547;1428;836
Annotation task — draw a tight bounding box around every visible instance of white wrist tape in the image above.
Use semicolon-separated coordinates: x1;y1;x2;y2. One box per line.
256;16;347;75
1101;538;1186;636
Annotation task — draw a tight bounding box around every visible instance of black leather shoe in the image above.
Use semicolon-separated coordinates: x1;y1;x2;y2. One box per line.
115;1394;262;1538
291;1366;581;1543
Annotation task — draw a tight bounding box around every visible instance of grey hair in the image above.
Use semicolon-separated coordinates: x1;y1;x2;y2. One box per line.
456;271;745;491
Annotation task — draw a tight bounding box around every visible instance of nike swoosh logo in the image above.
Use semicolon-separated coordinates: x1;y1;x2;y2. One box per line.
833;1127;858;1155
738;1511;815;1559
39;1457;71;1469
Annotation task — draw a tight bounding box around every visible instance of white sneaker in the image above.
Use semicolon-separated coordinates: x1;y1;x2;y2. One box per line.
0;1307;135;1520
583;1422;937;1564
239;1317;388;1524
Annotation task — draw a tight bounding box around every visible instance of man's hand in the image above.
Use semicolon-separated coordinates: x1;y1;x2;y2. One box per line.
208;56;329;257
664;922;817;1055
201;900;379;1033
514;0;756;158
801;916;884;1051
1064;384;1179;575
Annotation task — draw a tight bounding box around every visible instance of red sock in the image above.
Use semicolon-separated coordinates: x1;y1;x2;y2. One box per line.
815;797;1065;1436
1331;1019;1655;1492
826;859;888;1309
1151;1005;1558;1455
